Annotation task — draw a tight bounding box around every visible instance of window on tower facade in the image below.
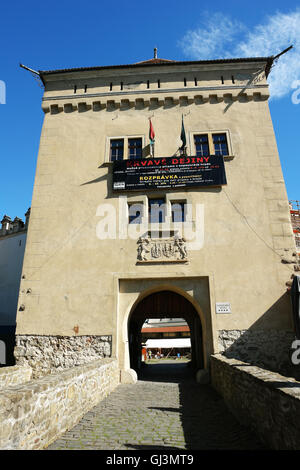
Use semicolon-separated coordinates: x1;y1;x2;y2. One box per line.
109;136;144;161
128;202;143;224
171;202;186;222
212;133;229;156
194;134;209;157
128;138;143;160
110;139;124;161
148;198;166;224
193;132;229;156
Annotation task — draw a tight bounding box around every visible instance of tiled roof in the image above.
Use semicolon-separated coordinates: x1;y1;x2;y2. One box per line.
133;58;177;65
38;56;273;76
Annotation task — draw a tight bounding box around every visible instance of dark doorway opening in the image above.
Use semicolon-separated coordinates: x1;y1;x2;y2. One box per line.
128;290;204;380
0;325;16;368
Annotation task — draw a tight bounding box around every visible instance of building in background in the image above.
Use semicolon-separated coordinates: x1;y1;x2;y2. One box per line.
0;209;30;365
289;201;300;254
141;318;190;340
141;318;191;359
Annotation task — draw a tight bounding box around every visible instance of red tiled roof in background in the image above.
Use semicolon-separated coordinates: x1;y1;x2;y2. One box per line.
134;58;176;65
141;325;190;333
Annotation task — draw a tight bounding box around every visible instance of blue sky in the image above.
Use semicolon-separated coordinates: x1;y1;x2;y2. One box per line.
1;0;300;221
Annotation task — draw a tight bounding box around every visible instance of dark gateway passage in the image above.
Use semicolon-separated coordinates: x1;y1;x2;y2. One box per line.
128;290;203;378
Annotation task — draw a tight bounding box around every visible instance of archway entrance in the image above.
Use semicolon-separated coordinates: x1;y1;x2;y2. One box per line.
128;290;204;378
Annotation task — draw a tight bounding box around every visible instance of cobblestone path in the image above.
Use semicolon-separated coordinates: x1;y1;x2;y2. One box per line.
48;361;266;450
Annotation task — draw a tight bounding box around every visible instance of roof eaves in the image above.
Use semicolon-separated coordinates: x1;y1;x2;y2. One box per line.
39;56;272;77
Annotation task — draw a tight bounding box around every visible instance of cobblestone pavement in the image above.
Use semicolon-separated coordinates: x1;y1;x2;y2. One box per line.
48;361;266;450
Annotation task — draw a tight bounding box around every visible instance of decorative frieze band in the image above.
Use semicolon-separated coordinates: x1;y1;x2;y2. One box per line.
42;86;270;114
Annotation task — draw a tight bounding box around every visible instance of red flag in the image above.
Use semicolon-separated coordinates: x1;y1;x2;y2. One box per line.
149;119;155;143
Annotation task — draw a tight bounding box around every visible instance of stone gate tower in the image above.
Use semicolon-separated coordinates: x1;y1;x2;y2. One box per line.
15;52;297;379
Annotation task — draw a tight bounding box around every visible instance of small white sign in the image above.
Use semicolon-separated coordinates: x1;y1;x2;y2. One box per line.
216;302;231;314
113;182;125;189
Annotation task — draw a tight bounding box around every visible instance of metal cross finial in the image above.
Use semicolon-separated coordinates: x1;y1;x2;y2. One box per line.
154;47;157;59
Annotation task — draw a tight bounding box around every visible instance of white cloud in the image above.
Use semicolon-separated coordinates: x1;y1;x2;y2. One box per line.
180;13;245;60
180;9;300;100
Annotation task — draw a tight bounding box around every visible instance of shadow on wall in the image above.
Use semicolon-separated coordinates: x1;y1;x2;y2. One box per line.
219;292;300;379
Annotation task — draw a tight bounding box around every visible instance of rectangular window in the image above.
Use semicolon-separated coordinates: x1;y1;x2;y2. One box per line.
213;133;229;156
194;134;209;157
149;198;166;223
110;139;124;161
194;132;230;156
171;202;186;222
128;203;143;224
108;136;144;162
128;138;142;160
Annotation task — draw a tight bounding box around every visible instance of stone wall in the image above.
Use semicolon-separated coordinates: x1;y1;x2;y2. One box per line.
218;329;296;378
211;354;300;450
0;365;32;390
0;358;119;450
14;335;112;378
